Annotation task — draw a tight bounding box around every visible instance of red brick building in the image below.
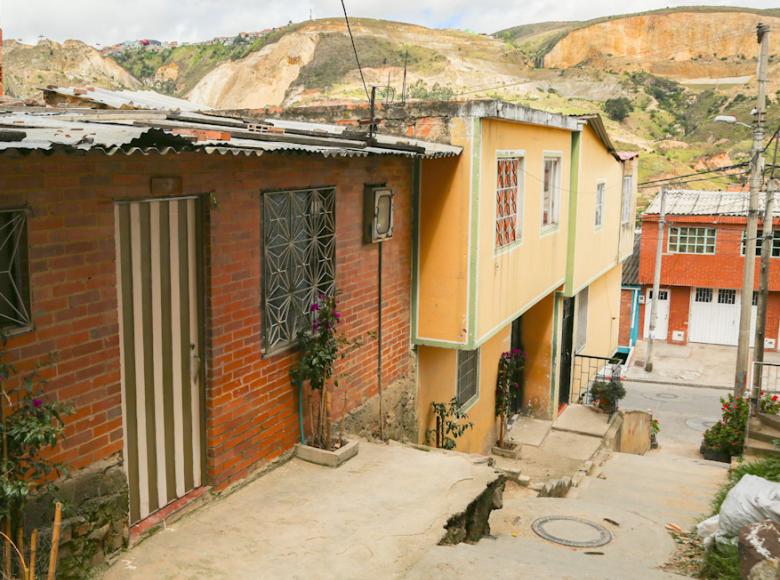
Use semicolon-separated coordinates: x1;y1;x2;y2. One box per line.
638;190;780;349
0;108;458;558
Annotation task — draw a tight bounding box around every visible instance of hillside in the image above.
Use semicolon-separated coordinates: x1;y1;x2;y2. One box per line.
3;39;139;99
3;8;779;204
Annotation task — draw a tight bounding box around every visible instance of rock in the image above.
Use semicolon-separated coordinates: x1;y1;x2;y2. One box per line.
749;559;780;579
739;520;780;579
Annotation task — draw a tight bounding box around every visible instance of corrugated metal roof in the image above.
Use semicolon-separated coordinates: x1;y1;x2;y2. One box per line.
617;151;640;161
42;87;211;112
643;189;780;217
622;233;641;286
0;109;462;159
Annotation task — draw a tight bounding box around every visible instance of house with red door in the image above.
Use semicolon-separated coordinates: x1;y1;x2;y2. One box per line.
638;189;780;350
0;105;458;570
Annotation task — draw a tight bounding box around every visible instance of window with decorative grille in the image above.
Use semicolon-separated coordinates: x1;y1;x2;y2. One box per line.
695;288;713;303
668;227;716;254
262;187;335;353
496;156;523;248
0;210;31;332
456;349;479;407
718;289;736;305
542;157;561;228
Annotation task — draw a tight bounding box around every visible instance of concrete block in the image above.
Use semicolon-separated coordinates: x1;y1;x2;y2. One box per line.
295;439;359;467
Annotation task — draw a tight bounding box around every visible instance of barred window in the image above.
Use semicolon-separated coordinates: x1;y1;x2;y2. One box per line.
595;182;605;228
718;289;736;305
741;230;780;257
695;288;713;303
542;157;561;228
621;175;633;225
668;227;716;254
263;187;335;353
0;210;31;331
496;156;523;248
456;349;479;407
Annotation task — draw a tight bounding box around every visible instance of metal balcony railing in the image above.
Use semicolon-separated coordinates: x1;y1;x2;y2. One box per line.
570;354;624;405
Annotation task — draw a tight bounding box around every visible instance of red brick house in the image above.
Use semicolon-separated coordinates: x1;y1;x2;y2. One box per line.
639;190;779;349
0;108;458;563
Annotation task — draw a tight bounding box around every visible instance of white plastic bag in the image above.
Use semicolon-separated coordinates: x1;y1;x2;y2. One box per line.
719;475;780;537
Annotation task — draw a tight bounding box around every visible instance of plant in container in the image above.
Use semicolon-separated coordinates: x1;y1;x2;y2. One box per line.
701;394;748;462
493;349;525;458
426;398;473;450
650;417;660;449
290;293;361;467
589;378;626;414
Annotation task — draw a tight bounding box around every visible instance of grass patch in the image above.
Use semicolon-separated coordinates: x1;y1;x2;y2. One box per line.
701;543;740;580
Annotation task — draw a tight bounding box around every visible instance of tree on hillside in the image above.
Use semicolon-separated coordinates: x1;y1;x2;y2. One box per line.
604;97;634;122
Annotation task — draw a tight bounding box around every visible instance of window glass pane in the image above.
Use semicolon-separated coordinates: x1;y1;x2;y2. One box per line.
669;227;716;254
575;288;589;352
695;288;713;303
457;349;479;406
263;187;336;352
496;157;522;248
595;183;605;227
542;158;560;226
0;211;30;330
718;289;736;305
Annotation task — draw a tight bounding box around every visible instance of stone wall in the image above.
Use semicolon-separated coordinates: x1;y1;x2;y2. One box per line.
24;456;128;579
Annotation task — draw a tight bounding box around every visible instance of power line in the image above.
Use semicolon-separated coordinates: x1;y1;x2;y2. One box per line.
638;163;750;187
340;0;370;104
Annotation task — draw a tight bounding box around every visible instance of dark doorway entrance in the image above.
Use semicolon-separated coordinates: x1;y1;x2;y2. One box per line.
558;297;575;408
510;316;524;412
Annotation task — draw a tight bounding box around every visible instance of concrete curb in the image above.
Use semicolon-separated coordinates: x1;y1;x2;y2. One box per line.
624;375;732;391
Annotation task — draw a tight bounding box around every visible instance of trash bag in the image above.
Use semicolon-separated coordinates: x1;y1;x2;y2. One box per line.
696;475;780;548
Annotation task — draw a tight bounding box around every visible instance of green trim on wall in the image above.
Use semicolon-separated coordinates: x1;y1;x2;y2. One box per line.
564;131;582;297
466;116;482;348
410;158;422;343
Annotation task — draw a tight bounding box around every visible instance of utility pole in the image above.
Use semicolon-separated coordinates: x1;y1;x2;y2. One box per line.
753;179;779;404
735;23;770;397
645;186;668;373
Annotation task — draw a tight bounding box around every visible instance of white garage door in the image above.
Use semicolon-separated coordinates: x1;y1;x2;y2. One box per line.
688;288;756;346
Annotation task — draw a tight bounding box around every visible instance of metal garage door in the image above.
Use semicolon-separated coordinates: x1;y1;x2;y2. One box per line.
688;288;756;346
643;288;669;340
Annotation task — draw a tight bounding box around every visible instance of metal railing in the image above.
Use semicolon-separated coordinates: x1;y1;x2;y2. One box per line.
570;354;624;405
746;361;780;445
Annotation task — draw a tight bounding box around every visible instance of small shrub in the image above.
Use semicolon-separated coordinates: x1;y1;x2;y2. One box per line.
703;394;748;457
604;97;634;122
589;378;626;414
426;398;473;450
495;349;526;447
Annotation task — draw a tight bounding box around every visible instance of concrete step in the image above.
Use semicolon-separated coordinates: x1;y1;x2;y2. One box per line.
744;436;780;458
758;412;780;431
750;422;780;445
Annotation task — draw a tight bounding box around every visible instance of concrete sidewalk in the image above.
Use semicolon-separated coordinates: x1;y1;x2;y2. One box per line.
103;441;499;580
626;340;780;390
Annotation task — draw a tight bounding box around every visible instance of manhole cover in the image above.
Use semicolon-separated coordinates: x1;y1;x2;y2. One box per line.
686;418;718;432
640;392;679;402
531;516;613;548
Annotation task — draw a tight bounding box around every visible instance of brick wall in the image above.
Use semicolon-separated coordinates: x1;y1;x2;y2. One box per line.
0;150;414;490
639;215;780;290
618;288;634;347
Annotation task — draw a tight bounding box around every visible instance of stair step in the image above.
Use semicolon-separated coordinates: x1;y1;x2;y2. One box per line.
751;424;780;444
744;437;780;458
758;412;780;431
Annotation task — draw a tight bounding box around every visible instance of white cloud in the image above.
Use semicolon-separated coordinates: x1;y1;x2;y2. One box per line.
3;0;778;45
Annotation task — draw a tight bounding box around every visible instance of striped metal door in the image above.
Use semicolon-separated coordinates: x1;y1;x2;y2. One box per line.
115;197;205;524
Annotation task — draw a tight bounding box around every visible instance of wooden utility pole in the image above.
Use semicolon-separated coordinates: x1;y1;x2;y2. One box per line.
645;186;668;373
735;23;771;396
753;180;779;400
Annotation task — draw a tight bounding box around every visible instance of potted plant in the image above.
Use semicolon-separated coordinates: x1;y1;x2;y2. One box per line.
589;377;626;415
650;416;660;449
290;293;360;467
493;349;525;459
700;394;748;462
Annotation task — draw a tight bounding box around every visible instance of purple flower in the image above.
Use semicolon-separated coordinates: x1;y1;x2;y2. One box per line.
33;399;43;408
334;311;342;321
310;303;320;312
312;321;321;332
511;348;521;355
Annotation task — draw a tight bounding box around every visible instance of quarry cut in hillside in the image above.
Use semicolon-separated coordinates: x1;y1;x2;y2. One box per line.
3;39;140;100
543;11;780;81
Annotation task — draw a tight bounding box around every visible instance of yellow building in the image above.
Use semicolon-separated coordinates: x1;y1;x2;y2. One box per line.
413;103;637;454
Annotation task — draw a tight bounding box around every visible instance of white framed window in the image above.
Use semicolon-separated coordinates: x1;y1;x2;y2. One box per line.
495;153;524;249
542;156;561;229
741;230;780;257
668;227;716;255
456;349;480;408
595;182;605;229
621;175;633;225
575;287;589;353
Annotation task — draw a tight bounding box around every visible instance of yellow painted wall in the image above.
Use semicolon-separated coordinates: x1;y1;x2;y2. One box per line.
619;156;639;261
417;327;510;455
520;292;557;418
572;124;625;293
476;118;571;341
418;118;471;344
577;263;623;357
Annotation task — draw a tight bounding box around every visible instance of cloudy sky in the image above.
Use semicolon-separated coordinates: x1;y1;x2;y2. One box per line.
3;0;778;45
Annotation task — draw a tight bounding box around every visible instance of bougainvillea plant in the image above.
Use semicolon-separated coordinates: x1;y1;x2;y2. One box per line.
0;354;71;528
495;349;526;448
290;293;359;451
703;394;749;457
426;398;473;450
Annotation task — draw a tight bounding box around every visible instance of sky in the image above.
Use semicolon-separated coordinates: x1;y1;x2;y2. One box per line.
2;0;778;46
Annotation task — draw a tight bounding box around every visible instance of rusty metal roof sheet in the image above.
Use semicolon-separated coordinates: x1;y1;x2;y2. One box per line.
42;87;211;112
643;189;780;217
